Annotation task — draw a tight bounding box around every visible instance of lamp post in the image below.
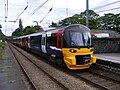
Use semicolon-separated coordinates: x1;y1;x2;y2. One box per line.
86;0;89;27
33;21;38;27
33;21;39;32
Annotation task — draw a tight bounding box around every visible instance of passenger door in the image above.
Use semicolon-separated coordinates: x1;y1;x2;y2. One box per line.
41;33;47;53
57;32;63;49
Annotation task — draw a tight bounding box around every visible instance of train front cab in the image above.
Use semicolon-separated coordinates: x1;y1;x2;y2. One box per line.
62;24;96;70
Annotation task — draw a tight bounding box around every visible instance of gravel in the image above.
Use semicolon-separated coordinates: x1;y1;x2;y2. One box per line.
12;44;100;90
10;45;64;90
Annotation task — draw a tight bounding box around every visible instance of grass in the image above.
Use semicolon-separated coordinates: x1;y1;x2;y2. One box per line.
0;42;7;48
0;42;7;59
0;65;4;72
0;48;2;59
5;67;16;77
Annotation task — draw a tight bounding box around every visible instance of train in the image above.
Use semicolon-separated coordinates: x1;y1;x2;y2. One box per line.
13;24;96;70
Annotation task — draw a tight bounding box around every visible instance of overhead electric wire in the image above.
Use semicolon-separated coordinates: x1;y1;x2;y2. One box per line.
24;0;49;22
14;5;28;22
91;0;120;10
8;5;28;23
40;7;53;23
96;6;120;13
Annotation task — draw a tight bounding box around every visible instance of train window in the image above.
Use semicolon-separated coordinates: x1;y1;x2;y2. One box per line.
30;36;41;44
18;38;21;43
70;32;92;47
22;38;26;43
25;37;28;43
83;32;91;46
71;32;83;46
47;34;57;47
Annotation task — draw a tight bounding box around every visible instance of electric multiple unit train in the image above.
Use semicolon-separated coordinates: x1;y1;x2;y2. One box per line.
13;24;96;70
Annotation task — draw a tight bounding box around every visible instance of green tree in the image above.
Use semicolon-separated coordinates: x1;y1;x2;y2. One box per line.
80;10;100;29
0;29;5;41
12;28;23;36
19;18;23;31
99;13;120;33
34;25;41;31
113;13;120;33
50;10;100;29
12;25;37;36
49;21;57;27
24;26;36;35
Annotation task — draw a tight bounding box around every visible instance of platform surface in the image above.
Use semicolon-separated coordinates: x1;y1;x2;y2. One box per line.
94;53;120;64
0;46;27;90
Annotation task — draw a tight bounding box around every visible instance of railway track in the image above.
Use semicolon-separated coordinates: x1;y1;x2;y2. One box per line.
33;51;120;89
9;45;37;90
9;44;99;90
9;44;69;90
48;63;120;90
72;69;120;90
37;51;120;89
9;43;120;90
94;60;120;74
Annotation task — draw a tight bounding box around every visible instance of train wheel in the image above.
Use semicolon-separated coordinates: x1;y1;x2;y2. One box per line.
56;58;66;67
49;56;55;63
48;56;52;61
56;58;62;65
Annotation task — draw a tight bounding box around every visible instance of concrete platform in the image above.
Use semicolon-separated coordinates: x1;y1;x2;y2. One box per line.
94;53;120;64
0;46;27;90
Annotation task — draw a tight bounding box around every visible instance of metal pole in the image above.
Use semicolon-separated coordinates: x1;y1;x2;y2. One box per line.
7;0;8;18
33;21;39;31
86;0;89;27
33;21;38;26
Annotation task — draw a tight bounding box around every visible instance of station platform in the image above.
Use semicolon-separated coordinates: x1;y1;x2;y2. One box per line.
94;53;120;64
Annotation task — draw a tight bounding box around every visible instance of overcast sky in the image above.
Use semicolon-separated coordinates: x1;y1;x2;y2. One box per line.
0;0;120;36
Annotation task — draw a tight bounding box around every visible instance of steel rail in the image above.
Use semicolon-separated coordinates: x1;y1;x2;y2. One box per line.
10;44;69;90
10;43;120;90
9;45;38;90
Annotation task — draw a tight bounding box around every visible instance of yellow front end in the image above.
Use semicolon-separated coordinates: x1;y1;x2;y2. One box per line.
62;48;96;70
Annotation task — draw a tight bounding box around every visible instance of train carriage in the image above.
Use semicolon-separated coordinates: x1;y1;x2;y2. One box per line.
61;24;96;69
21;36;29;48
13;24;96;70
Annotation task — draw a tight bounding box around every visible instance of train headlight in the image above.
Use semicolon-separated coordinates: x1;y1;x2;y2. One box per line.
90;48;94;52
69;49;77;53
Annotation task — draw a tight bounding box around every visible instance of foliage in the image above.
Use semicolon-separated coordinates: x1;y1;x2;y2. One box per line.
49;10;120;33
12;10;120;36
12;28;23;36
77;10;100;29
19;18;23;31
98;13;120;33
0;29;5;41
24;26;36;35
0;42;7;48
34;25;41;31
50;10;100;29
0;42;7;59
12;26;37;36
49;21;57;27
